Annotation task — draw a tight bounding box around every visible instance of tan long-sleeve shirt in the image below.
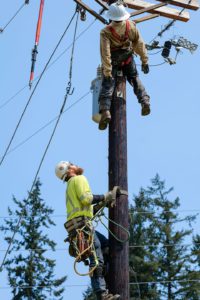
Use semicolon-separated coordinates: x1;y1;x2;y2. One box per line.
100;20;148;77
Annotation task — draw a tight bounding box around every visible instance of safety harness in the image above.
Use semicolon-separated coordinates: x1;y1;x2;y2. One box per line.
64;186;129;277
107;20;133;66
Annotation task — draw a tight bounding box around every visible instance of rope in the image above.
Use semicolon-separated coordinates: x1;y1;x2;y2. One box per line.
0;3;26;33
99;213;130;243
73;225;99;276
0;10;77;167
0;8;79;273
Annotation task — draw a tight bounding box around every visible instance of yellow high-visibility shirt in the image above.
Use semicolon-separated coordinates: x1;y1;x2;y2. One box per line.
66;175;93;221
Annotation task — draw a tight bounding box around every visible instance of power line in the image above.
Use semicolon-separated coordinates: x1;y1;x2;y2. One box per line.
129;209;200;215
129;279;200;285
1;208;200;219
0;19;96;110
0;284;88;289
0;11;77;167
1;91;90;158
0;9;79;272
0;279;199;289
0;241;199;252
0;2;27;33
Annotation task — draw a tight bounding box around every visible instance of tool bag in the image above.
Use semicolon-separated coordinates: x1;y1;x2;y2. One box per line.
111;49;133;67
64;217;93;262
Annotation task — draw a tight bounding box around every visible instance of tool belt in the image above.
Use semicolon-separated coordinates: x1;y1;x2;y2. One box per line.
111;49;133;67
64;217;94;262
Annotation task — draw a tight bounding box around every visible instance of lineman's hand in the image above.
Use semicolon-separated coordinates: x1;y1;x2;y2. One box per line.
141;63;149;74
104;191;115;207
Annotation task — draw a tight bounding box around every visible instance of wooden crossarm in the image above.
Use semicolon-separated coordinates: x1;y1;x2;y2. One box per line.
130;2;167;16
157;0;199;11
134;13;160;23
124;0;190;21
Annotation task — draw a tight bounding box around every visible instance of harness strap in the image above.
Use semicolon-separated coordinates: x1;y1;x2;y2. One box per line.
107;20;130;44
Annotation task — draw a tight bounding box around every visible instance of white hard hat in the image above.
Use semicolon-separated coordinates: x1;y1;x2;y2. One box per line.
55;161;71;181
106;3;130;21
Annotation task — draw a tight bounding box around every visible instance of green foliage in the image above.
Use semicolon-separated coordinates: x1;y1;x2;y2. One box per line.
1;179;67;300
129;174;199;300
83;175;200;300
82;286;96;300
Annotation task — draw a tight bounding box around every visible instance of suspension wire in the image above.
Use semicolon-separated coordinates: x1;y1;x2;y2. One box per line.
0;2;27;33
0;11;77;167
0;19;96;111
0;9;80;273
1;91;90;158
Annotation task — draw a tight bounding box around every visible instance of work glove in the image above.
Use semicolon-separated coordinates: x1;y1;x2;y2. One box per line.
104;191;115;207
141;63;149;74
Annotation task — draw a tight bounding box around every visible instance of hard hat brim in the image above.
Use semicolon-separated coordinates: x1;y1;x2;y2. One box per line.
106;11;130;21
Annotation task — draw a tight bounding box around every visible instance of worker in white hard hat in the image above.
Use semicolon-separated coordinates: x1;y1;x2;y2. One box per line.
98;2;150;130
55;161;120;300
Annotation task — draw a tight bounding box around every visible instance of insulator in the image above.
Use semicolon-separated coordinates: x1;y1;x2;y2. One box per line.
161;41;172;58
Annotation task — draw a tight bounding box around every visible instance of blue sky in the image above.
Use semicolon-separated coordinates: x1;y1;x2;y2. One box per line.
0;0;200;299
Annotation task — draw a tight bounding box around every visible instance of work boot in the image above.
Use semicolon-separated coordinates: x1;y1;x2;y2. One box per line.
141;97;150;116
96;290;120;300
141;102;150;116
98;110;111;130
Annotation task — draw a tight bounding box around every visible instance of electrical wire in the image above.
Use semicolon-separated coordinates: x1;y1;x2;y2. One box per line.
0;2;27;33
0;19;96;111
0;208;200;219
0;241;199;252
0;280;199;289
0;91;90;159
0;9;79;272
0;11;77;167
129;279;200;285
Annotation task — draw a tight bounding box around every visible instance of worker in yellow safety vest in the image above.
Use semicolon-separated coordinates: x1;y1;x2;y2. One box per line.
55;161;120;300
98;2;150;130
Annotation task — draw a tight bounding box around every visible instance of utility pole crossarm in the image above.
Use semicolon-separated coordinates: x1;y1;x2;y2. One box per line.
157;0;199;10
134;13;160;23
124;0;190;21
130;3;167;17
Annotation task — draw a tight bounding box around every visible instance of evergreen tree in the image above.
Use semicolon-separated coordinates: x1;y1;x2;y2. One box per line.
1;179;67;300
179;234;200;299
129;174;197;300
129;189;161;300
82;286;96;300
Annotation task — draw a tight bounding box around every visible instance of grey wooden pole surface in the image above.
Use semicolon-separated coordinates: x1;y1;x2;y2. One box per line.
108;75;129;300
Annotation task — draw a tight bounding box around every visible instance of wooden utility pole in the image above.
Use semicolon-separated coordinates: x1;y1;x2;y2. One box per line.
108;74;129;300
